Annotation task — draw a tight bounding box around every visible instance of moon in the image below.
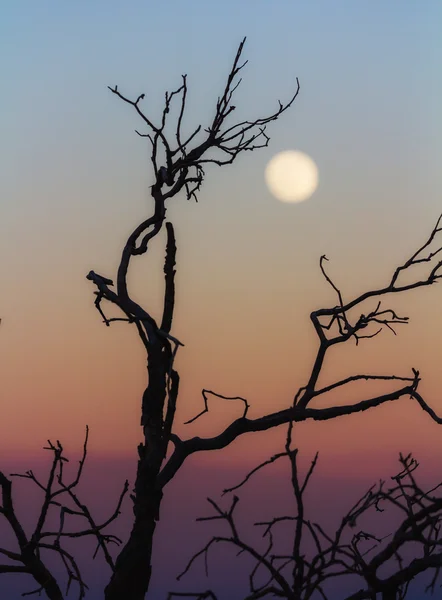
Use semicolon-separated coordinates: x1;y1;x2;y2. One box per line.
265;150;319;203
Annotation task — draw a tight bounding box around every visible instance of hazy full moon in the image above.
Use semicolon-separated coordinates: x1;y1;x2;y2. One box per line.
265;150;318;203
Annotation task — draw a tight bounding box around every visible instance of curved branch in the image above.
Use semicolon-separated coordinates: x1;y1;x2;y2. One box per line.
159;376;439;488
184;389;250;425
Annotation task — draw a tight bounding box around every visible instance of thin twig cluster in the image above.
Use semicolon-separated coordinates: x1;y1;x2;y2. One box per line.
108;38;299;205
0;427;128;600
171;437;442;600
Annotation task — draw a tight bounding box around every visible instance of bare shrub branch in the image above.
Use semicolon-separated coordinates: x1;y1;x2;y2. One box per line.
0;427;128;599
174;446;442;599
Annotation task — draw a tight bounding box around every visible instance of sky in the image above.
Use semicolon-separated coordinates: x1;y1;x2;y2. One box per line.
1;1;442;598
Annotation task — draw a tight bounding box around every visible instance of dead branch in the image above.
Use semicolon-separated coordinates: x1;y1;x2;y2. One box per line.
0;427;128;599
94;37;300;335
174;447;442;600
222;453;287;496
185;389;250;425
159;213;442;488
88;37;299;354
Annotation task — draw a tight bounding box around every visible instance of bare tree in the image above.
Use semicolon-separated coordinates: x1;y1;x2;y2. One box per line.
0;427;128;600
87;37;301;600
172;440;442;600
2;37;442;600
94;34;442;597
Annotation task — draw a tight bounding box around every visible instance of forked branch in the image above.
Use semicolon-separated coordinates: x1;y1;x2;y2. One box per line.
172;448;442;600
0;427;128;600
159;214;442;488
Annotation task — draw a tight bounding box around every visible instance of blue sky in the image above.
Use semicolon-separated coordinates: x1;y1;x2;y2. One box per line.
2;1;441;265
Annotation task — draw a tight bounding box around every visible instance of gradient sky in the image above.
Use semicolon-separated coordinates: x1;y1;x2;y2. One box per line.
1;1;442;598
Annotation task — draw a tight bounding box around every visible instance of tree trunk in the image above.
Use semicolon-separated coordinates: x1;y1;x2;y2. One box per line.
103;507;158;600
105;343;168;600
104;456;163;600
23;553;64;600
382;587;397;600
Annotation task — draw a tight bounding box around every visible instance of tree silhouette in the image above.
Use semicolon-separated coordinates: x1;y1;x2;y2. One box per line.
0;428;127;599
2;37;442;600
172;438;442;599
